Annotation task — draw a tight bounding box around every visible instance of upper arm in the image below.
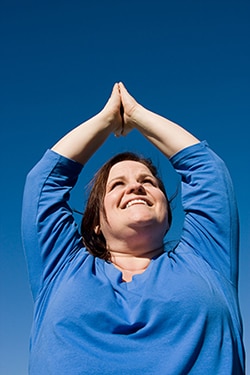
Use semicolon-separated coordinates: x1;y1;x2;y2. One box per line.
22;150;83;299
171;142;239;285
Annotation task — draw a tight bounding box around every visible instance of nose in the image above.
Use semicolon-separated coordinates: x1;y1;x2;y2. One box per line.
126;181;146;195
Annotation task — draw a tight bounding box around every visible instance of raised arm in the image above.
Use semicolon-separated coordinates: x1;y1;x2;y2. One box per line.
119;82;199;158
53;82;199;162
52;83;123;164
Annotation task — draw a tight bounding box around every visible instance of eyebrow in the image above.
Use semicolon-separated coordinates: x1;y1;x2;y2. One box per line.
107;173;156;186
106;176;126;187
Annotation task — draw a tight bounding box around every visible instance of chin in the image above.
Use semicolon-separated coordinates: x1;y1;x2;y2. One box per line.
127;219;166;235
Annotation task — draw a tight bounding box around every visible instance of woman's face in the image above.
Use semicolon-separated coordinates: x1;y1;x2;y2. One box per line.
99;160;169;249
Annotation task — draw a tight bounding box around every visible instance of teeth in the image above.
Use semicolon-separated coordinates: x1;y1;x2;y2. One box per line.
126;199;148;209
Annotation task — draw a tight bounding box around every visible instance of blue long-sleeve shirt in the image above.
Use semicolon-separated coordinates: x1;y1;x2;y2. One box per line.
22;141;245;374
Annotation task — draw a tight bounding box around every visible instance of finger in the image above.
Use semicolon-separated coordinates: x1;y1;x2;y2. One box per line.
118;82;133;99
109;83;119;102
118;82;137;109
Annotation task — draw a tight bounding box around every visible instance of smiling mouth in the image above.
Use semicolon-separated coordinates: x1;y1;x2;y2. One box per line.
125;199;150;209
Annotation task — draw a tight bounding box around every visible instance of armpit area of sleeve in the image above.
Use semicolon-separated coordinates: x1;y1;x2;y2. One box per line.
169;141;209;167
47;149;84;177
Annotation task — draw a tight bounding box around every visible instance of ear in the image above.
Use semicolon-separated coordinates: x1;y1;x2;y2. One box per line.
94;225;101;235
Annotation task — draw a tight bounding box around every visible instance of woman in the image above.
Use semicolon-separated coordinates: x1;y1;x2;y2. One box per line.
22;83;245;374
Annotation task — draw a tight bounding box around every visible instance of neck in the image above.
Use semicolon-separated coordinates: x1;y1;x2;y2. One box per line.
109;245;164;282
107;229;164;257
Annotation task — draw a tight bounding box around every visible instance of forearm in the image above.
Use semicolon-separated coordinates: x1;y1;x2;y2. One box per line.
119;82;199;158
131;105;199;158
52;112;114;164
52;83;122;164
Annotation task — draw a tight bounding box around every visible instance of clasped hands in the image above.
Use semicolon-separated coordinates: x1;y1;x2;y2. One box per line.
102;82;141;137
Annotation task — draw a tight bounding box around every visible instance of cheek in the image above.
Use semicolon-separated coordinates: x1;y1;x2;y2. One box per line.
99;195;116;228
103;189;122;211
158;195;169;220
102;196;112;218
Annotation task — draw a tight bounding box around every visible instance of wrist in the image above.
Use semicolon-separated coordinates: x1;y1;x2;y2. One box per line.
125;104;147;128
97;106;123;136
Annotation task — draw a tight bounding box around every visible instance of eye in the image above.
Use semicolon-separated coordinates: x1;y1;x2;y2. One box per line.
109;180;124;190
142;178;157;186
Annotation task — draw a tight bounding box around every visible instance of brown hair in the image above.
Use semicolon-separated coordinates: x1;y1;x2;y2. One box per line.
81;152;172;260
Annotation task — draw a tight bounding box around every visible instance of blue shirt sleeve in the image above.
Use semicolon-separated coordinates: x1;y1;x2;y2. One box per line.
170;141;239;286
22;150;84;300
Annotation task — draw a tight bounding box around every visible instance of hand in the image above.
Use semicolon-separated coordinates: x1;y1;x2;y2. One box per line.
102;82;143;137
118;82;141;135
101;83;124;137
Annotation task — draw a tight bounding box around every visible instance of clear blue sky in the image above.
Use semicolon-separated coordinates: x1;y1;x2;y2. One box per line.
0;0;249;373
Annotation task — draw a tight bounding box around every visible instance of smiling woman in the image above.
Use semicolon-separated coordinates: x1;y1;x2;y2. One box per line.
22;83;245;374
81;152;171;263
